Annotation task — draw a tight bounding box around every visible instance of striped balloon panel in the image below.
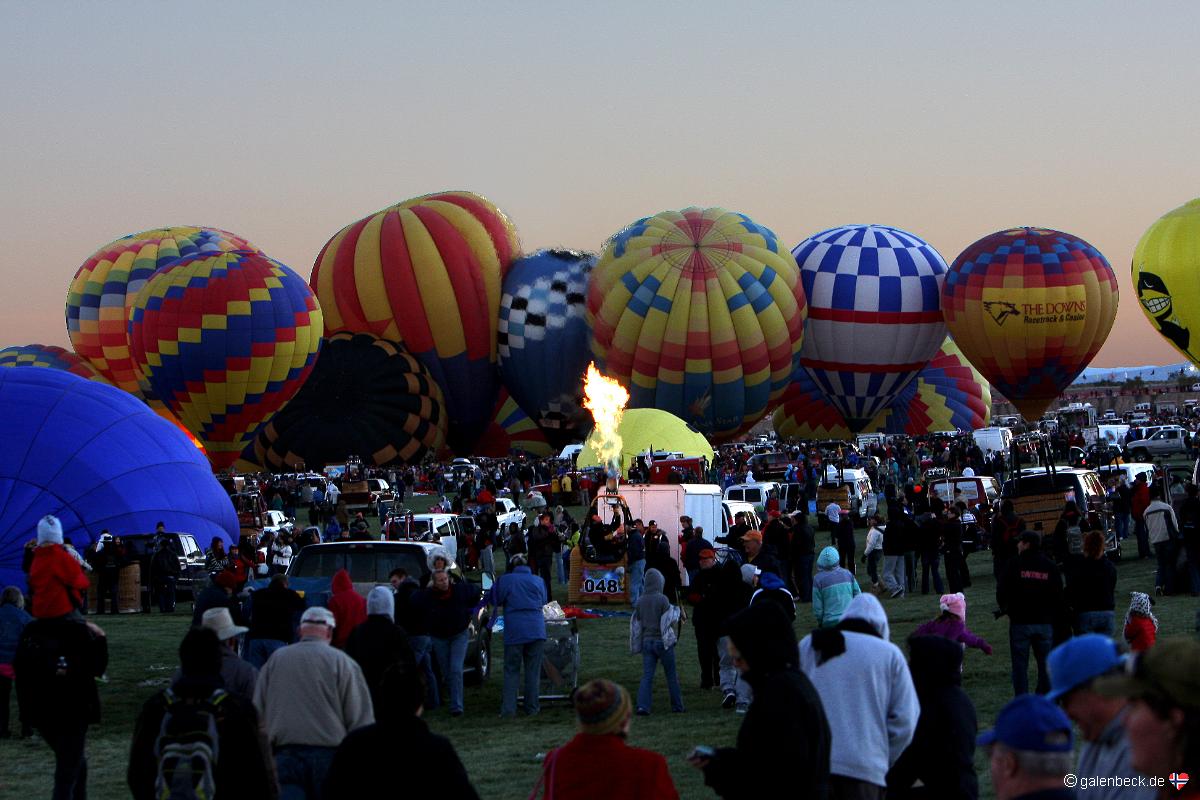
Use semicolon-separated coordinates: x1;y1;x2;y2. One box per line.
310;191;519;451
794;224;947;431
475;388;553;458
587;207;805;441
873;339;991;436
65;226;258;396
942;227;1117;421
1132;199;1200;367
128;250;323;470
0;344;110;383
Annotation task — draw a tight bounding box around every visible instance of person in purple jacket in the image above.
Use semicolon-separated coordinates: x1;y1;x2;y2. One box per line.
912;592;993;656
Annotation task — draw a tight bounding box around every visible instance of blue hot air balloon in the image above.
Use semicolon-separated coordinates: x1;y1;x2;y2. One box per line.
0;368;238;591
498;249;595;446
793;224;948;431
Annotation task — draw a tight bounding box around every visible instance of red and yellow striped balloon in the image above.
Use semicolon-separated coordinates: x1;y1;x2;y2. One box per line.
310;191;520;452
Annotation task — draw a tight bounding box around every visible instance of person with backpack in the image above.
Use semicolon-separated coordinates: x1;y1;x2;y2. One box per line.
631;567;684;716
14;606;108;799
128;627;276;800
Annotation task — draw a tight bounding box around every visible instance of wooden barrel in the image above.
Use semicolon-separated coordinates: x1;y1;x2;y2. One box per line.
117;563;141;613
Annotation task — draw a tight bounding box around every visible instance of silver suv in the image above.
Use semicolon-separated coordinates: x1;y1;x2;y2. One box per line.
1124;426;1191;461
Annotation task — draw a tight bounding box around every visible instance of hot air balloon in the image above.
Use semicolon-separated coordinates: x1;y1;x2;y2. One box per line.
127;250;323;470
1132;199;1200;366
793;224;948;432
65;226;258;399
576;408;715;473
255;333;447;470
0;368;238;591
475;389;553;458
310;191;520;453
942;227;1117;421
771;370;854;441
873;338;992;436
587;207;805;440
0;343;110;383
498;249;595;445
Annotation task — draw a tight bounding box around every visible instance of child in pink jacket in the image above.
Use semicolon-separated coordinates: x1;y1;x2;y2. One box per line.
913;592;992;655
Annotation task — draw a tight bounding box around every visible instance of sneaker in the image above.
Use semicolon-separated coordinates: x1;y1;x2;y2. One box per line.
890;589;904;599
735;703;749;714
1155;586;1164;597
721;692;737;709
450;709;463;718
636;708;650;716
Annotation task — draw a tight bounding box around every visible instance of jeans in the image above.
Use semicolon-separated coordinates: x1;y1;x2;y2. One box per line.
156;577;176;613
42;723;88;800
245;638;287;669
275;744;336;800
1187;543;1200;594
1115;513;1130;541
716;635;737;694
882;555;906;596
794;554;814;603
628;559;646;606
1076;610;1115;636
431;629;470;713
1155;541;1177;593
1010;623;1054;695
534;556;553;603
1135;518;1151;558
865;550;881;584
479;546;495;577
637;639;684;713
559;549;570;585
920;550;944;594
501;639;544;716
409;635;440;709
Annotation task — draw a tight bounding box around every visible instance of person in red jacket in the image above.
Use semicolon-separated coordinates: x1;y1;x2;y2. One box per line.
1123;591;1158;652
327;568;366;648
530;678;679;800
1131;473;1152;559
27;516;90;619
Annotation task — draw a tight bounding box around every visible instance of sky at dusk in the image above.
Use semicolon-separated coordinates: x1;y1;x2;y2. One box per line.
4;1;1200;368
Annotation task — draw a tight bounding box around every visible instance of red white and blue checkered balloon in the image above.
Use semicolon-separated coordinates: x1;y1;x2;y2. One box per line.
793;224;948;431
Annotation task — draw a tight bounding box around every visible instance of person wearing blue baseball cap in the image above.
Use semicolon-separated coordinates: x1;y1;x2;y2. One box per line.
1046;634;1156;800
978;694;1074;800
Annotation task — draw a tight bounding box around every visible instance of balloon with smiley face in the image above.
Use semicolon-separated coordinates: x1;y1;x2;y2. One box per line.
1133;199;1200;365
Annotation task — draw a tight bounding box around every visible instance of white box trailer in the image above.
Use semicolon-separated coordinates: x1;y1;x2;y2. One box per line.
596;483;722;587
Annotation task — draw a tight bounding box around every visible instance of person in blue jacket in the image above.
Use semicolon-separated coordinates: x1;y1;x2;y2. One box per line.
0;586;33;737
492;555;547;718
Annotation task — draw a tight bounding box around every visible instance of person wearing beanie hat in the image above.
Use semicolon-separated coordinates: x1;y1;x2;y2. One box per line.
530;679;678;799
687;548;749;705
345;586;417;715
742;531;783;579
813;546;861;629
128;628;276;800
912;592;993;656
27;515;90;619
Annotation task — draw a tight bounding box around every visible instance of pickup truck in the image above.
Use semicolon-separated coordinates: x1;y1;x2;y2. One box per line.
1124;426;1191;461
493;497;526;529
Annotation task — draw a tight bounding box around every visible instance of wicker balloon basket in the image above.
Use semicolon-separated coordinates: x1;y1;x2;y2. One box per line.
117;563;142;613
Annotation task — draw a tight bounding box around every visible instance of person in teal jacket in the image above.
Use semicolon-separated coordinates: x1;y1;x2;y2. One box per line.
812;546;861;628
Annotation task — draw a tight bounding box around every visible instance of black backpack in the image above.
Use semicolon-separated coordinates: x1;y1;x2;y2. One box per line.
154;687;228;800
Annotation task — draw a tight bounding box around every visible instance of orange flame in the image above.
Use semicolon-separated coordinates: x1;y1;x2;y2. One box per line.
583;363;629;475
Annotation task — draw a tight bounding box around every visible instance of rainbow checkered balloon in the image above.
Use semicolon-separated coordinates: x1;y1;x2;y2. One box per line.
0;343;110;383
942;227;1117;421
588;207;806;441
65;226;258;399
127;250;323;470
475;388;553;458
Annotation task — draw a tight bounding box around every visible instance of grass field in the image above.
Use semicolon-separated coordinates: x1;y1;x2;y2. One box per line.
1;498;1195;799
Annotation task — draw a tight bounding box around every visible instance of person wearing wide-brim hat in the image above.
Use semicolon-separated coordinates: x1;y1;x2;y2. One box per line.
171;607;258;702
1094;637;1200;798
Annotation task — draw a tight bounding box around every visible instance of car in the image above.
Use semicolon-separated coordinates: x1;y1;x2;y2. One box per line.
1097;462;1158;487
492;497;526;529
365;478;395;512
723;482;781;512
822;467;877;521
745;452;794;481
120;532;210;600
721;500;761;540
288;540;493;683
926;475;1001;508
1124;425;1191;461
262;510;294;537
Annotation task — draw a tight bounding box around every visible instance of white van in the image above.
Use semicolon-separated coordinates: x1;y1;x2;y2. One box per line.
723;482;781;512
973;427;1014;458
1134;402;1152;413
721;501;761;539
822;466;876;521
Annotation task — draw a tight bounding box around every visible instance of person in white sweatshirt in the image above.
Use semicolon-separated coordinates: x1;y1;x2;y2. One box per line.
798;593;918;798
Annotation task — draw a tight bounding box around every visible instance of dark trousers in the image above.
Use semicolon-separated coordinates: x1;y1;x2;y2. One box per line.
865;551;881;584
1155;541;1177;593
1135;518;1151;558
156;577;176;612
903;551;917;592
97;572;118;614
920;550;944;594
830;775;886;800
944;549;968;593
794;554;814;603
41;723;89;800
1010;623;1053;695
534;555;553;602
695;624;720;688
0;674;24;735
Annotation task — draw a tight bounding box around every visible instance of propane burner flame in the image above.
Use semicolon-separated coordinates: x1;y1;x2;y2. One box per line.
583;363;629;480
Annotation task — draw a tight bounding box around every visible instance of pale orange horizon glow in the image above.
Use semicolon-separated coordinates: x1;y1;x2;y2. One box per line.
3;3;1199;372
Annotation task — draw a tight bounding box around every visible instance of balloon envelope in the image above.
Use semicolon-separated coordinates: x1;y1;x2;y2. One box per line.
1133;199;1200;366
498;249;595;446
255;333;447;470
577;408;715;473
310;191;520;453
794;224;947;431
475;388;553;458
873;338;992;435
942;227;1117;421
588;207;805;440
65;226;258;399
128;250;323;470
0;368;238;591
772;370;854;441
0;344;110;383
